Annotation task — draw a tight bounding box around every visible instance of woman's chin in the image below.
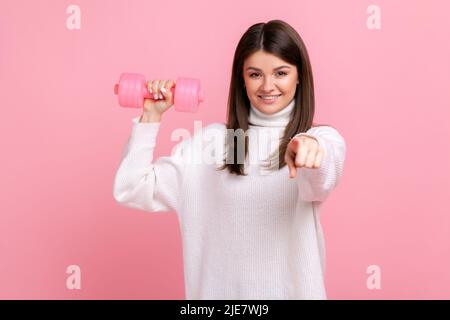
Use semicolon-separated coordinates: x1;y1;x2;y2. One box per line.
255;102;286;115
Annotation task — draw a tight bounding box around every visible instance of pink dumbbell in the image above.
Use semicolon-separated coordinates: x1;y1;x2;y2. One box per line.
114;73;204;113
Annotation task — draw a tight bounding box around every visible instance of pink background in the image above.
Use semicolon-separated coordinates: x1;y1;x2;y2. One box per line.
1;0;449;299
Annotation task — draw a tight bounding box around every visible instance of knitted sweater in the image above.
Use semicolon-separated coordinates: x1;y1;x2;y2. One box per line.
113;98;347;299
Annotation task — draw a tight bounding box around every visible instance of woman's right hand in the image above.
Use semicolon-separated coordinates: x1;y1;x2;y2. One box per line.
143;79;176;116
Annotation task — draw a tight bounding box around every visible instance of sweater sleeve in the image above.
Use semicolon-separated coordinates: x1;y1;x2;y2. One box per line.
293;126;347;202
113;117;190;213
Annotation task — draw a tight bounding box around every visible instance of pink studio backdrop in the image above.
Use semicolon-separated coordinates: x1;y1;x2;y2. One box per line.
1;0;449;299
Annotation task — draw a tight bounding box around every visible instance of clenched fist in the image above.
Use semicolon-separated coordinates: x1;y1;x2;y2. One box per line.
285;134;324;179
143;79;176;115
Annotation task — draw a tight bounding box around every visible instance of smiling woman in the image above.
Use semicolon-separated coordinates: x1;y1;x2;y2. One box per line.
243;52;299;114
218;20;332;175
113;19;346;301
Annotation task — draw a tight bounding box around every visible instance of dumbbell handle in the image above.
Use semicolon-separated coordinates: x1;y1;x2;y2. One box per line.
114;82;178;99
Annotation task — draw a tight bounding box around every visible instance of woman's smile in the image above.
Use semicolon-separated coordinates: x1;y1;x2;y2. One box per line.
258;94;282;104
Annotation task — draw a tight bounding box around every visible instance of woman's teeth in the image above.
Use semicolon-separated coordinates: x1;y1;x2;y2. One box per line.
259;95;281;100
258;94;282;104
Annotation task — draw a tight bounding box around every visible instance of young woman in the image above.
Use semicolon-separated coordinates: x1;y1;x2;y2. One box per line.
113;19;346;300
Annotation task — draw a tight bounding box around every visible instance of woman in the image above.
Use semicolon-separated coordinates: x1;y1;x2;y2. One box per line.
113;19;346;300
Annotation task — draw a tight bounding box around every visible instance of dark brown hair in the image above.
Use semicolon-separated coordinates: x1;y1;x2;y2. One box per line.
217;19;328;176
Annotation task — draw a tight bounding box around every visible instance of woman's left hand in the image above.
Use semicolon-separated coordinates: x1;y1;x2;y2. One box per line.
285;135;324;178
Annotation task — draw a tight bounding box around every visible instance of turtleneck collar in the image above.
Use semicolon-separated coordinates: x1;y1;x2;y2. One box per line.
248;98;296;128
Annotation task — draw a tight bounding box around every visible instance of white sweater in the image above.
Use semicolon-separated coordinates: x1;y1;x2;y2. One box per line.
113;98;347;299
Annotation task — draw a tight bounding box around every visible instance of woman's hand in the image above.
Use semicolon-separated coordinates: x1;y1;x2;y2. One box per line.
143;79;176;116
285;134;324;178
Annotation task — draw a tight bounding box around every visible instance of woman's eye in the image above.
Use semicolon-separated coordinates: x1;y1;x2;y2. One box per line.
249;71;287;78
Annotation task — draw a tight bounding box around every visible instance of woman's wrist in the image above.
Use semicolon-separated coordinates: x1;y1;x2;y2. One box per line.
139;112;162;123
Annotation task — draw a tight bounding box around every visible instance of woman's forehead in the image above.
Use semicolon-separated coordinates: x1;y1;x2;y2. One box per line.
244;51;293;69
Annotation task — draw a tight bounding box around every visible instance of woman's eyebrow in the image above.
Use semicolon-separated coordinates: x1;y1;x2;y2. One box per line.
246;65;291;71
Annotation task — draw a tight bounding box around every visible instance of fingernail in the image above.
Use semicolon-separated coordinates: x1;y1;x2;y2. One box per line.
160;87;167;93
153;93;158;99
159;93;163;99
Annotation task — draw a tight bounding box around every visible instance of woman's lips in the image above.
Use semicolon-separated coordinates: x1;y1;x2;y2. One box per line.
258;94;282;104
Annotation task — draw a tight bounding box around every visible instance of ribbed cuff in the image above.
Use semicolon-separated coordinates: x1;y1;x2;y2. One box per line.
131;116;160;134
129;116;161;147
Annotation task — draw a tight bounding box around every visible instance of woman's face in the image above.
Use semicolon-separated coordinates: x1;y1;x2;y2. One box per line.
243;50;299;115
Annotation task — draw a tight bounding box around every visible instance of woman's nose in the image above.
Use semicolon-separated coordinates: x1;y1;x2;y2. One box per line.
262;78;276;91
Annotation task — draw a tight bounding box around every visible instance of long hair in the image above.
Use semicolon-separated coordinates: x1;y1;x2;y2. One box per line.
217;19;327;176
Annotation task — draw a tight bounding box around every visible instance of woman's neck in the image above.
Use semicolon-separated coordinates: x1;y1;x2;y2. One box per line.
248;98;295;128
